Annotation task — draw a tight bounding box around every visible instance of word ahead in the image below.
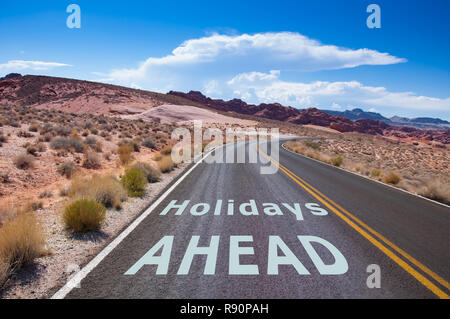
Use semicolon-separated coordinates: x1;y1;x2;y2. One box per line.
124;235;348;276
160;200;328;221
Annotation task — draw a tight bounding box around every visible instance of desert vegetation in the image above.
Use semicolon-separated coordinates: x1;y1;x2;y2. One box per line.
285;134;449;205
0;207;46;289
63;199;106;232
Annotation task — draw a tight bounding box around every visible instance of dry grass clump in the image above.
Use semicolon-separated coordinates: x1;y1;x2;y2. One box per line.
13;153;35;170
0;211;46;288
383;172;401;185
63;199;106;232
160;145;173;155
82;151;101;169
57;161;76;178
69;175;127;209
330;156;343;167
304;140;321;150
130;162;161;183
157;155;176;173
121;169;148;197
50;137;83;153
371;169;381;178
419;180;450;205
118;144;134;165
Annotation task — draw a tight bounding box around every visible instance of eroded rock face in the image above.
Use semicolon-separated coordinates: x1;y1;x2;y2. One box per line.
169;90;450;144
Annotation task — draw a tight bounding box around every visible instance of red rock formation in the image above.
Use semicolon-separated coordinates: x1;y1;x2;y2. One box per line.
169;91;450;144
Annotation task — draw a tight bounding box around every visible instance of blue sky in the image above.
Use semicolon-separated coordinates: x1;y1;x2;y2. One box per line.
0;0;449;119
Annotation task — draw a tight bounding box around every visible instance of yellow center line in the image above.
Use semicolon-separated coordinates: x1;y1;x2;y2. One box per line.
258;147;449;299
276;147;450;291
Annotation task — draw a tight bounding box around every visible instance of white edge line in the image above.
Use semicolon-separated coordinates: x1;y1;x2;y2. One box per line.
281;142;450;209
51;148;217;299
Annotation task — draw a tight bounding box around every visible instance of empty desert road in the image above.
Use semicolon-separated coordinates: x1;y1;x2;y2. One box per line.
56;139;450;299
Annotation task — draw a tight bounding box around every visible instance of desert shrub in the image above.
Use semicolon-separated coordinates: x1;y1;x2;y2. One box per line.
54;125;72;137
131;162;161;183
0;212;46;288
17;130;33;138
419;180;450;205
0;133;7;144
57;161;76;178
0;173;10;184
82;151;101;169
384;172;401;185
157;155;175;173
304;141;320;150
39;191;52;199
63;199;106;232
13;153;35;170
142;137;157;149
50;137;83;153
160;145;172;155
35;142;47;152
121;169;147;197
29;201;43;211
84;136;97;146
371;169;381;178
26;145;38;156
118;144;133;165
69;175;126;209
119;139;140;152
330;156;343;167
28;123;40;132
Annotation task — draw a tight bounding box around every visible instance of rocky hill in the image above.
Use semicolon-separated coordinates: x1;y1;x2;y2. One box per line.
0;74;202;115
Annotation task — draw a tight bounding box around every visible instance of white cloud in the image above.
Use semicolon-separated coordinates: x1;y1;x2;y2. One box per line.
0;60;71;72
204;79;222;96
227;70;450;112
102;32;405;88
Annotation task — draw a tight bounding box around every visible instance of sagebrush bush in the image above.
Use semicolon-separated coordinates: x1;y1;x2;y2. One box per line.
142;137;157;149
0;212;46;288
121;169;147;197
384;172;401;185
331;156;343;167
419;180;450;205
57;161;76;178
82;151;101;169
131;162;161;183
50;137;83;153
69;175;127;209
157;155;175;173
118;144;133;165
13;153;35;170
371;169;381;178
63;199;106;232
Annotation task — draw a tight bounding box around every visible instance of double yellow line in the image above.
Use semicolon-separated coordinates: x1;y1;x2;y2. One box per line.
258;147;449;299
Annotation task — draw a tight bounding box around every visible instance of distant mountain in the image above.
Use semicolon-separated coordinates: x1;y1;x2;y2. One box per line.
323;108;389;122
323;108;450;130
170;91;449;144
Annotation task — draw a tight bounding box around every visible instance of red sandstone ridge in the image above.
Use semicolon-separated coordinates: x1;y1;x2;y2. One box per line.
169;91;449;144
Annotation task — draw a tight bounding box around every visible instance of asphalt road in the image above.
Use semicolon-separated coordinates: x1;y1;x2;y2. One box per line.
59;139;450;299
